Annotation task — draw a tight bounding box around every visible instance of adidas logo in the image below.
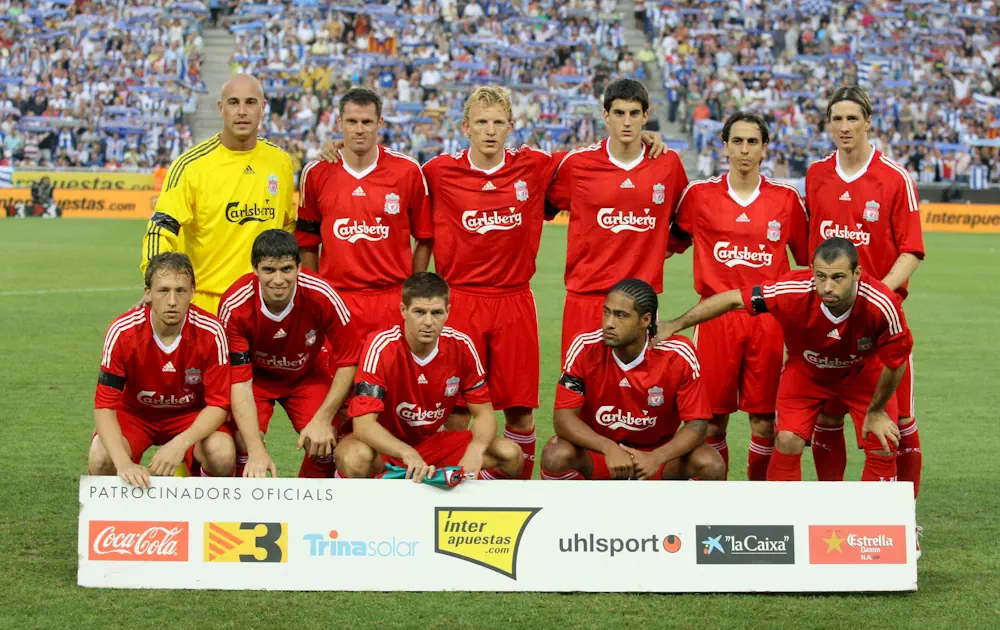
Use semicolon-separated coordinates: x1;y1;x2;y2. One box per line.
243;165;255;175
736;212;750;223
619;377;630;388
482;181;496;191
162;361;176;373
273;328;287;339
418;374;428;385
827;329;841;340
620;178;635;189
839;191;851;201
352;186;366;197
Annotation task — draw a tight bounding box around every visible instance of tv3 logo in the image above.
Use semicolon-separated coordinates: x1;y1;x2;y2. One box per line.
204;522;288;563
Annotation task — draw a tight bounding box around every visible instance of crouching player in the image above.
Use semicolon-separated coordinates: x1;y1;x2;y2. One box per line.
219;230;361;478
334;272;523;481
540;279;725;481
89;253;235;487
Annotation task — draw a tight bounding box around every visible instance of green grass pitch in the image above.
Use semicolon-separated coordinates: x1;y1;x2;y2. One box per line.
1;219;998;628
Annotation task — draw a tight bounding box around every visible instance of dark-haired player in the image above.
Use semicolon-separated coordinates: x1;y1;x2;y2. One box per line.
805;86;924;497
90;253;235;488
219;230;360;478
540;279;723;481
667;112;808;479
334;272;524;481
656;238;912;483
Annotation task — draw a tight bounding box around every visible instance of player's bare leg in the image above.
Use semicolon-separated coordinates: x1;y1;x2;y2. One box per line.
539;436;592;480
660;443;726;480
812;413;847;481
767;430;807;481
444;409;471;431
193;432;236;477
705;414;729;478
88;434;133;475
480;435;524;479
747;413;775;481
333;435;384;478
503;406;536;479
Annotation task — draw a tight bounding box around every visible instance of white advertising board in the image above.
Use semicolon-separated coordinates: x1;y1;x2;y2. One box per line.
78;477;917;592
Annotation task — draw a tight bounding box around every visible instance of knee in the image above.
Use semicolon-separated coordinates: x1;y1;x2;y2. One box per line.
774;431;806;455
88;436;118;475
687;446;726;480
200;433;236;476
540;436;576;474
749;415;775;440
490;437;524;476
504;407;534;431
866;448;894;458
334;438;376;478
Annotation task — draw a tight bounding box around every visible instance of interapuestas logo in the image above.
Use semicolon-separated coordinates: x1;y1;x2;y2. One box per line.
435;507;540;580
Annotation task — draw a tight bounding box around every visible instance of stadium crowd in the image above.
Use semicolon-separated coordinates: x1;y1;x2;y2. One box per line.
0;0;209;170
641;0;1000;188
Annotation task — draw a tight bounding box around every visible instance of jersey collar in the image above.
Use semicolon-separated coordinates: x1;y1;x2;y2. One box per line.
150;307;185;354
259;281;297;323
340;145;380;180
613;338;648;372
411;342;440;366
820;282;857;324
835;145;876;183
605;137;644;171
725;172;762;207
467;148;506;175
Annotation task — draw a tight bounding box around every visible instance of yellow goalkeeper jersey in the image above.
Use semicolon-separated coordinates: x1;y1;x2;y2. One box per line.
140;134;296;304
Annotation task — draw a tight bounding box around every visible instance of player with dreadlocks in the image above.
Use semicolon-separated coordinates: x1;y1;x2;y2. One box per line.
540;279;724;480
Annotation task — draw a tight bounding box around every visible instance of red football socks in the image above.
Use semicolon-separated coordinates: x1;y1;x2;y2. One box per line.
861;451;898;482
812;424;847;481
504;426;536;479
766;450;802;481
298;453;335;478
896;420;922;497
540;468;583;480
747;435;774;481
706;433;729;479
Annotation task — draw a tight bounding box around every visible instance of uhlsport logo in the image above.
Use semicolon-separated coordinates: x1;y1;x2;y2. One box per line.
559;533;682;557
713;241;775;268
462;208;523;233
304;529;419;558
809;525;907;564
435;507;540;579
204;522;288;563
696;525;794;564
819;220;871;246
333;217;391;243
226;201;276;225
597;207;656;233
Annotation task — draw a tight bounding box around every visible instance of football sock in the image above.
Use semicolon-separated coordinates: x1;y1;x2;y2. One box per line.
747;435;774;481
540;467;583;480
478;468;509;480
333;469;346;479
298;453;335;478
706;432;729;479
896;420;922;498
861;451;898;482
504;426;536;479
766;450;802;481
234;454;248;478
812;424;847;481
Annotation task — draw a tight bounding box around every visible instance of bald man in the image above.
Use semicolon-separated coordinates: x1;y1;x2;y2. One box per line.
140;73;297;315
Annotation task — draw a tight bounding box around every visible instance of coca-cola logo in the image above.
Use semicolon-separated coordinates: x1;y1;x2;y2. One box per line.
333;218;391;243
802;350;864;369
88;521;189;562
819;220;871;246
461;208;523;234
137;390;196;408
712;241;775;268
254;352;310;372
596;207;657;233
396;401;447;426
594;405;656;431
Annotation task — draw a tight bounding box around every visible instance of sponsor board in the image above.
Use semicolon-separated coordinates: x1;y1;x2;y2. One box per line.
0;188;156;219
204;522;288;563
695;525;794;564
435;507;539;579
14;169;154;190
808;525;907;565
88;521;189;561
919;203;1000;233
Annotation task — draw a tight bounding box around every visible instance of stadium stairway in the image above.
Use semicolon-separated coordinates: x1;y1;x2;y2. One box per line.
193;27;237;144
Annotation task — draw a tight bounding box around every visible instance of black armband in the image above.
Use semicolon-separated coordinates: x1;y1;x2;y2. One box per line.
669;221;691;242
558;373;585;395
462;378;487;394
230;351;252;366
750;286;767;314
354;381;386;400
150;212;181;236
296;218;322;235
98;370;126;391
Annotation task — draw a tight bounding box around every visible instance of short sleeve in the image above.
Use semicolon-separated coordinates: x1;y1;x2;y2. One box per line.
202;342;232;411
787;189;810;266
408;164;433;239
282;154;296;233
545;152;574;215
668;182;697;254
459;338;490;405
222;306;253;384
888;167;925;260
872;288;913;369
554;343;588;410
741;284;781;316
155;160;196;227
95;319;129;409
671;343;712;422
348;334;389;418
295;160;322;248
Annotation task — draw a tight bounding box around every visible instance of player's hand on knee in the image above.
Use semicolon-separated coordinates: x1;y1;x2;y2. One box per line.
118;462;151;489
320;140;344;163
149;440;187;476
605;444;636;480
298;417;335;458
621;446;661;480
862;410;900;452
245;448;277;478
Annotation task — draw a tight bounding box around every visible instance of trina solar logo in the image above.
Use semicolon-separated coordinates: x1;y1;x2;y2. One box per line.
434;507;540;580
808;526;907;564
204;522;288;563
303;529;419;558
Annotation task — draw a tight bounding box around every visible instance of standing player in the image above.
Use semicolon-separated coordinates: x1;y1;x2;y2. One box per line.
666;112;808;480
805;87;924;497
219;230;361;478
296;87;432;342
540;279;724;481
656;238;912;483
89;253;235;488
546;79;689;362
141;74;296;314
334;273;524;481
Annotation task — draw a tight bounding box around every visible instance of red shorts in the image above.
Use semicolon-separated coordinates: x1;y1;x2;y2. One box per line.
94;408;234;465
383;430;474;468
254;371;331;434
448;287;539;410
338;285;403;342
777;361;898;451
588;444;667;480
693;309;783;416
561;291;606;363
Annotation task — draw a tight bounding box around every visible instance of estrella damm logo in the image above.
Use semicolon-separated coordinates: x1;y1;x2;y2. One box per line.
434;507;540;580
203;522;288;563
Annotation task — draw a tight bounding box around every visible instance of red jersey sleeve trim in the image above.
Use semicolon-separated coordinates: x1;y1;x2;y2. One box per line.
653;339;701;378
878;155;919;214
101;310;146;369
858;282;904;335
298;272;352;325
361;326;403;374
218;277;256;328
298;160;322;210
189;310;229;365
384;147;430;195
441;327;485;376
562;329;603;372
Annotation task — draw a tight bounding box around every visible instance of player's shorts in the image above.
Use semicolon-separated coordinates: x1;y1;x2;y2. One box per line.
253;370;331;434
382;430;474;469
93;408;234;465
338;285;403;342
693;308;783;416
776;361;899;452
448;287;539;410
561;291;607;363
193;291;222;315
587;442;668;480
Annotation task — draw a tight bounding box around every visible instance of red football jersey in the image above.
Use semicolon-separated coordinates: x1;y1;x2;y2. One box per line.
547;139;689;294
421;146;561;293
348;325;491;444
218;270;361;395
95;305;230;419
805;149;925;300
670;174;808;297
555;332;712;447
295;146;432;292
740;269;913;381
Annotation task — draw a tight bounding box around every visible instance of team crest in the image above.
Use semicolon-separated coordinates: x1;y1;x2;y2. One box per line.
857;337;873;352
384;192;400;215
652;183;665;205
185;368;202;386
267;174;279;196
647;386;664;407
305;329;317;347
444;376;460;397
863;200;880;222
767;219;781;242
514;180;529;201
